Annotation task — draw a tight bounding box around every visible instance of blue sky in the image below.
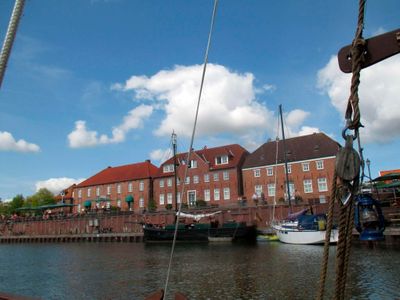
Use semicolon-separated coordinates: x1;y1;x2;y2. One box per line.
0;0;399;200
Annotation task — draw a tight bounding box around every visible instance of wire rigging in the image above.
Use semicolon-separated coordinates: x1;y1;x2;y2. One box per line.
163;1;219;299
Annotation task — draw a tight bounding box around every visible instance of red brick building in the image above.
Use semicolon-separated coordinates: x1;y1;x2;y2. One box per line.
242;133;339;206
73;160;158;213
153;144;249;210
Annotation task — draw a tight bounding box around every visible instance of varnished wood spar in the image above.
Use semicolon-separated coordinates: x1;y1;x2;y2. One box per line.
338;28;400;73
144;289;188;300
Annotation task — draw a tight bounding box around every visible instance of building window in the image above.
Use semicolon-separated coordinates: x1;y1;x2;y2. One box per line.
215;155;229;165
193;175;199;184
284;165;292;174
213;173;219;182
319;195;327;204
167;193;173;204
117;199;121;208
87;188;91;197
223;188;230;200
139;197;144;208
159;180;164;188
190;160;197;168
204;189;210;201
163;164;174;173
128;182;133;193
139;181;144;191
214;189;220;201
107;185;111;195
223;171;229;180
204;174;210;182
303;179;313;193
117;184;121;194
159;194;165;205
177;178;180;186
185;176;190;184
78;189;82;198
302;162;310;172
167;178;172;187
177;192;181;203
316;160;324;170
255;185;263;197
96;187;100;197
254;169;261;177
267;167;273;176
318;178;328;192
267;184;275;197
284;183;295;200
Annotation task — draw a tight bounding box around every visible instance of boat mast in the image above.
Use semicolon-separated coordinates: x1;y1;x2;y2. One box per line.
279;104;292;213
172;132;178;212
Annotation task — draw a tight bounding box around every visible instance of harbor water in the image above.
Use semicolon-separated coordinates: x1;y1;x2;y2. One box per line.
0;242;399;299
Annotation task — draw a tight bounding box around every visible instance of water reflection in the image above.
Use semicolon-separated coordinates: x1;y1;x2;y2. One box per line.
0;243;398;299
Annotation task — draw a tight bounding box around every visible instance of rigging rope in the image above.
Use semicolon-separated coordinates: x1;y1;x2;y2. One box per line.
317;1;366;299
163;1;219;299
0;0;25;89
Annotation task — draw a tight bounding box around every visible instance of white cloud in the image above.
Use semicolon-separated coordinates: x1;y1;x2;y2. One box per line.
149;148;172;163
35;177;85;195
318;55;400;143
68;104;153;148
0;131;40;153
117;64;275;139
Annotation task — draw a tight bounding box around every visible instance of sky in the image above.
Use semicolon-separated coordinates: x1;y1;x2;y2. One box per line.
0;0;399;201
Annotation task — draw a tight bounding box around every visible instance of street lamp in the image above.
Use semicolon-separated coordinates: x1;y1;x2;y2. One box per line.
366;158;372;180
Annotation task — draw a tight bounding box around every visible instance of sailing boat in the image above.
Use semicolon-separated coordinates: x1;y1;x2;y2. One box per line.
272;105;339;245
142;132;257;243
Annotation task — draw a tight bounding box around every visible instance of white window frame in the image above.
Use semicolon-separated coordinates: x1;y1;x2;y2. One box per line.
255;185;263;197
167;193;173;204
316;160;324;170
185;176;190;184
266;167;273;176
139;197;144;208
204;174;210;182
87;188;91;197
223;171;229;180
213;173;219;182
159;180;164;188
302;162;310;172
223;187;230;200
117;184;121;194
78;189;82;198
303;179;313;193
139;180;144;191
128;182;133;193
163;164;174;173
190;160;197;168
267;184;275;197
214;188;220;201
159;194;165;205
204;189;210;202
167;178;172;187
193;175;199;184
254;169;261;177
317;178;328;192
215;155;229;165
107;185;111;195
96;187;100;197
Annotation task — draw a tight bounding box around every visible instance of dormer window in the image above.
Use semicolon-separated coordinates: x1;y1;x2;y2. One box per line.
163;164;175;173
215;155;229;165
189;160;197;168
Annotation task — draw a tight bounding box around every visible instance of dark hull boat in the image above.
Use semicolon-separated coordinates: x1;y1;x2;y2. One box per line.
143;221;257;242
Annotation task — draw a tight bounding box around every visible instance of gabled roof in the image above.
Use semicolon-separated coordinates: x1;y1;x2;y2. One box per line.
76;161;159;188
156;144;249;177
242;132;340;169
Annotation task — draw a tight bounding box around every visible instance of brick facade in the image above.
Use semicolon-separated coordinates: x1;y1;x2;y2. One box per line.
242;133;339;206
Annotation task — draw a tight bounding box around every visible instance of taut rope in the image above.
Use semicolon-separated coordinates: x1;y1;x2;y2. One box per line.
163;1;219;299
317;1;366;299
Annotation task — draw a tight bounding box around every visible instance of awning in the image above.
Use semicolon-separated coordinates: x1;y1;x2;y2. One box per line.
125;195;134;203
375;181;400;189
373;173;400;182
83;200;92;207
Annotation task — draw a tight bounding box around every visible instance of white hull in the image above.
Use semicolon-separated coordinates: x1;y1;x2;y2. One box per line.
273;223;338;245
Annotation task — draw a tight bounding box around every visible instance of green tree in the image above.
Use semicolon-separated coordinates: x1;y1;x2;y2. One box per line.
9;194;25;213
147;197;157;212
26;188;55;207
